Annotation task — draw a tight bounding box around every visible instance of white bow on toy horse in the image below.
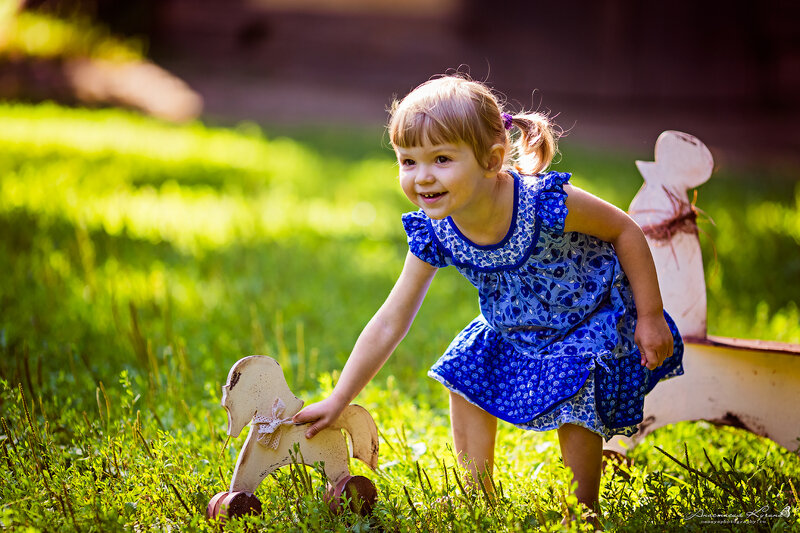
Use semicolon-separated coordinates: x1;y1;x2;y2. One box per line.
207;355;379;521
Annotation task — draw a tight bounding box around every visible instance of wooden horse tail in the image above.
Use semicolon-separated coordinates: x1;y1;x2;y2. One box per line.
331;404;379;470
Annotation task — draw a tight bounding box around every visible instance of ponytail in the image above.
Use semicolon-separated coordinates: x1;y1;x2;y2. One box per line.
508;113;559;175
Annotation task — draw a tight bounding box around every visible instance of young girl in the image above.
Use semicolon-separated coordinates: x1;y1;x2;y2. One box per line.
293;75;683;516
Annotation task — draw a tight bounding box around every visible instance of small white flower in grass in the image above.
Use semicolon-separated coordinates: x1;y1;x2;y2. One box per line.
410;441;427;460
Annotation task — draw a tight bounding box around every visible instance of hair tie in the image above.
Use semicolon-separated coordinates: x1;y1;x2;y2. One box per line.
501;112;513;130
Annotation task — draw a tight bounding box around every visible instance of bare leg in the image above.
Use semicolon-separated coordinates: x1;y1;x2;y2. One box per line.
449;392;497;493
557;423;603;522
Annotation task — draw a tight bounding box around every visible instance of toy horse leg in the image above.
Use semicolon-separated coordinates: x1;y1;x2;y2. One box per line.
290;425;352;486
229;427;266;493
288;426;378;514
273;426;377;514
228;425;351;492
230;424;377;515
208;428;264;521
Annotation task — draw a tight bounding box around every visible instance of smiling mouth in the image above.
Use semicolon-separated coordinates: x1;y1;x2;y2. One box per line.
421;192;446;199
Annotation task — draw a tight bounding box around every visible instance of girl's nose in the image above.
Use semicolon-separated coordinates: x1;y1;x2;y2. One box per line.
415;166;435;184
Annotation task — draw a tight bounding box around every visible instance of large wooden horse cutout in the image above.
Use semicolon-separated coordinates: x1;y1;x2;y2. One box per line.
606;130;800;456
207;356;380;521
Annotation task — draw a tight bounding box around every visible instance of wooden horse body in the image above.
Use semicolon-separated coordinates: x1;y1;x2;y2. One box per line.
607;131;800;454
209;355;379;520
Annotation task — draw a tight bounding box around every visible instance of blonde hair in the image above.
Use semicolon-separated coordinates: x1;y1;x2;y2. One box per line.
388;75;559;175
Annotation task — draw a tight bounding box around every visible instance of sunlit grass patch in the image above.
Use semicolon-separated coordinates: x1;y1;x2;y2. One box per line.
0;103;266;168
0;103;402;253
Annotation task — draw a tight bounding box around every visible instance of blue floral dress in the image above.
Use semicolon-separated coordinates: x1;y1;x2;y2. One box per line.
402;170;684;439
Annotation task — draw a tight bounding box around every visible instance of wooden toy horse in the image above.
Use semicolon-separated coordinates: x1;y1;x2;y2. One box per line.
207;356;380;521
606;130;800;457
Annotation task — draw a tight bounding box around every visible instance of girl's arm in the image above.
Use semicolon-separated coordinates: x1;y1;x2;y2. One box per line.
292;251;438;438
563;184;673;370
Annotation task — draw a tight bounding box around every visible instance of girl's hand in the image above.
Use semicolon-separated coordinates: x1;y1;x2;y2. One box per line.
292;394;348;439
634;313;674;370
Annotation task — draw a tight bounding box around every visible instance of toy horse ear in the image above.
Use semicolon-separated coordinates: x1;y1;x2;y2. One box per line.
635;131;713;191
635;160;656;183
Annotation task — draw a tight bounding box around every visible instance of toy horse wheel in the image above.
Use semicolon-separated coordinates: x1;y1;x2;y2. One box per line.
324;475;378;515
207;491;263;521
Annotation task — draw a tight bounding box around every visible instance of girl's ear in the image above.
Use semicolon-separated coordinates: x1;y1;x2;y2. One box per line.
484;144;506;176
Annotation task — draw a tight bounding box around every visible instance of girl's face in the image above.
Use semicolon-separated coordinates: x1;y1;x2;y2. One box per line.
395;140;492;220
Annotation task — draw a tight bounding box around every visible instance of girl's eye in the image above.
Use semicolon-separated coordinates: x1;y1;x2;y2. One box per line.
401;159;415;167
436;155;450;164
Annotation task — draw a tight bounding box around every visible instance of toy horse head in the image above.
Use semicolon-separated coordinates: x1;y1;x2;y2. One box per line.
635;130;713;194
221;356;304;437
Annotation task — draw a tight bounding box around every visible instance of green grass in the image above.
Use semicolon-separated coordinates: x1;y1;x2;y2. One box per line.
1;102;798;531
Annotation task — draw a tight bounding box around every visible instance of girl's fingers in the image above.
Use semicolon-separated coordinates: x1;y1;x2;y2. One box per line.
305;419;328;439
293;407;322;426
640;347;654;368
641;339;673;369
643;349;661;370
292;410;309;424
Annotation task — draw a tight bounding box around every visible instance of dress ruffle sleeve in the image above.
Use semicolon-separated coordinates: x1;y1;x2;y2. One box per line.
535;171;571;234
401;211;448;268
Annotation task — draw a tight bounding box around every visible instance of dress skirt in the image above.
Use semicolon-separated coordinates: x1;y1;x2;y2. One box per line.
428;313;684;439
